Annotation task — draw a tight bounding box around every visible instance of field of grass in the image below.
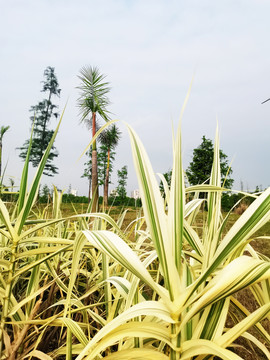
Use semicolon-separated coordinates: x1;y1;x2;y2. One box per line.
1;193;269;360
35;202;270;254
27;197;270;360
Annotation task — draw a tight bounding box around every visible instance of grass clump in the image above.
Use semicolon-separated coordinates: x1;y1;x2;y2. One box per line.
0;105;270;360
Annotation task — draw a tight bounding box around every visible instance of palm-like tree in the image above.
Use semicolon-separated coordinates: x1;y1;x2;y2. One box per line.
77;66;110;211
0;126;10;178
100;124;121;206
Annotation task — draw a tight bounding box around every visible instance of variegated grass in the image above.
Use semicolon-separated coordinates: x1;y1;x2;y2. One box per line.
0;102;270;360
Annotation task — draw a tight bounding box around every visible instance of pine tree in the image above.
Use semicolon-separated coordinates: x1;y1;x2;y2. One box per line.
19;67;61;176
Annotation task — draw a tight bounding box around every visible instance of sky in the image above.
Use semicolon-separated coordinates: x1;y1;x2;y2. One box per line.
1;0;270;196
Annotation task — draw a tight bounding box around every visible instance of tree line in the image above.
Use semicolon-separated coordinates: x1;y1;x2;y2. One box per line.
0;65;247;210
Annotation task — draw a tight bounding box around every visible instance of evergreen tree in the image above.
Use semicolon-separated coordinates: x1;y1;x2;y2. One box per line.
19;66;61;176
186;136;233;188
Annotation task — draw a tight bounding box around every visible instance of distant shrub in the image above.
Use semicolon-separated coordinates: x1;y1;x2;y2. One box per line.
108;196;142;207
221;193;241;212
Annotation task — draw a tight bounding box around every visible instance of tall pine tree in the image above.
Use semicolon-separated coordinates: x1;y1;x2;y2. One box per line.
19;66;61;176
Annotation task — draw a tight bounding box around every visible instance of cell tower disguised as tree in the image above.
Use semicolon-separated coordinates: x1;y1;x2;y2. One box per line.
77;66;110;211
19;66;61;176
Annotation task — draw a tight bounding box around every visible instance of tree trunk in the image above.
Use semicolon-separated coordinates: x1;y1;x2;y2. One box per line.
91;112;99;211
104;148;110;207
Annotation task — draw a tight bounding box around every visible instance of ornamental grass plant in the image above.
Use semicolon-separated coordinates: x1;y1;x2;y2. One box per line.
0;97;270;359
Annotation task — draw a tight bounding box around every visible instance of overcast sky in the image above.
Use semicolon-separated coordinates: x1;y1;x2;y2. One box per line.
1;0;270;196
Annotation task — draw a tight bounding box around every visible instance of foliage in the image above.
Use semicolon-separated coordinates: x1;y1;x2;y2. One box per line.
81;147;116;187
97;145;116;186
221;185;262;212
77;66;110;124
19;66;61;176
77;66;111;210
117;165;128;200
186;135;233;188
99;124;121;154
62;193;89;204
108;195;142;207
100;124;121;206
